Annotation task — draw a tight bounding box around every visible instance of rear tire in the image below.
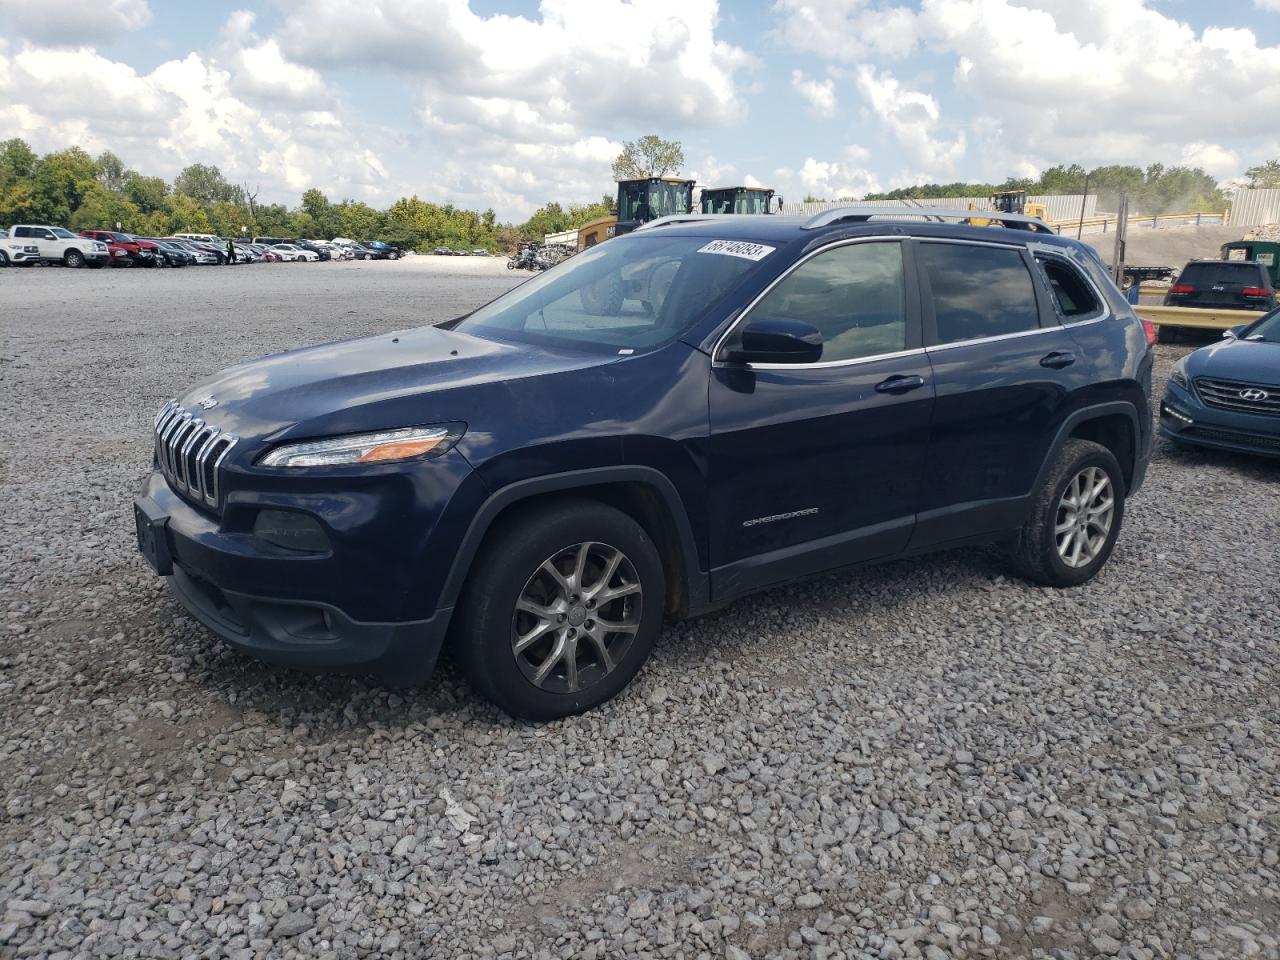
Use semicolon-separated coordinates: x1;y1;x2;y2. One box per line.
1007;439;1125;588
64;249;86;268
455;500;665;720
1156;325;1179;344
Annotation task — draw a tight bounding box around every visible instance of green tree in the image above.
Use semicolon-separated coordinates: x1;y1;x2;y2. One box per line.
164;192;212;232
300;188;341;238
0;138;38;180
123;172;168;213
611;135;685;180
335;200;382;240
70;182;143;231
173;163;240;205
1244;160;1280;189
95;151;127;192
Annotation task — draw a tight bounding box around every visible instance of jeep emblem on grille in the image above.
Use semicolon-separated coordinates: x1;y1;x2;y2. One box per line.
195;396;219;410
1240;388;1270;402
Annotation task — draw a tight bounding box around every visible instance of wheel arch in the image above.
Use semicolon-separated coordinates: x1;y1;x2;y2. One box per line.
1038;402;1143;496
439;467;708;620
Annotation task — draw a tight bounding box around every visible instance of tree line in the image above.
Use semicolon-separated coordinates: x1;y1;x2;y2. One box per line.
858;163;1239;214
0;138;617;252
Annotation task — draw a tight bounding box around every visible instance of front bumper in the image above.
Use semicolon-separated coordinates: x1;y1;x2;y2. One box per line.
133;470;465;681
1160;381;1280;458
4;246;39;263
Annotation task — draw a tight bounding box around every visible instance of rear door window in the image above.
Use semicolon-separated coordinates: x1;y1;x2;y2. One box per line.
1036;255;1103;320
920;243;1041;345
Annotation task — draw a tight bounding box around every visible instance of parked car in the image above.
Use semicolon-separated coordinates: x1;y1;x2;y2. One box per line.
0;233;41;266
9;225;110;267
162;238;220;265
297;240;331;261
269;243;319;262
142;239;195;267
432;246;451;256
134;208;1154;719
1161;308;1280;458
472;249;489;257
361;240;402;260
79;230;159;267
1160;259;1277;342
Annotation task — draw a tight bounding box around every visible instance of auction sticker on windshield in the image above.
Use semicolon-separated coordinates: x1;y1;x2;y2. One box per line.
697;239;776;261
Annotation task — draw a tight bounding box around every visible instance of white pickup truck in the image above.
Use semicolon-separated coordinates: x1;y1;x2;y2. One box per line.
8;225;110;268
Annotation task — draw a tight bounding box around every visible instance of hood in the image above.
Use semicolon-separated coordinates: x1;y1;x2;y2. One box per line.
1188;338;1280;386
177;325;617;446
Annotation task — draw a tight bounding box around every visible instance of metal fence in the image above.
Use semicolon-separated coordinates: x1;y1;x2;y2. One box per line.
1228;188;1280;227
779;194;1098;222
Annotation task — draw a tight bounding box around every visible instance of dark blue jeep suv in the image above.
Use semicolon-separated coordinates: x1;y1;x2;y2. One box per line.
134;208;1153;719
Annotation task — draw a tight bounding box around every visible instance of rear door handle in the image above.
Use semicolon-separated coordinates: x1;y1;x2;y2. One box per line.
875;374;927;394
1040;351;1075;369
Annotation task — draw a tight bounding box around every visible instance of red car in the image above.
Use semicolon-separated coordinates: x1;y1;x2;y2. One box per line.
79;230;160;267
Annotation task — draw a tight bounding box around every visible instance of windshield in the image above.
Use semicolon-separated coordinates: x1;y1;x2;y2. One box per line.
51;227;76;239
454;235;768;351
1243;308;1280;343
618;181;691;222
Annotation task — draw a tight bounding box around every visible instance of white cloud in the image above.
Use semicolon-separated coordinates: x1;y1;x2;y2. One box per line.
853;64;965;175
1254;0;1280;10
0;41;397;204
774;0;1280;184
267;0;754;216
218;12;328;106
0;0;150;46
773;0;918;61
790;70;837;118
775;154;881;200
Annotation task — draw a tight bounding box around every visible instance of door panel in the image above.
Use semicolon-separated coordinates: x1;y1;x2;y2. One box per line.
911;240;1093;547
706;238;933;598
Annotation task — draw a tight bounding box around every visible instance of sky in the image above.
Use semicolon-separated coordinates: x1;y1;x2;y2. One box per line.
2;0;1280;221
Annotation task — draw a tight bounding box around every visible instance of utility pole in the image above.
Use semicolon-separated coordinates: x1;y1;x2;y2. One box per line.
1111;192;1129;289
1077;174;1090;240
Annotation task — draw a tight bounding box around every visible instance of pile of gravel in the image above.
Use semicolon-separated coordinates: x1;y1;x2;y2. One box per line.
1243;224;1280;242
1;265;1277;959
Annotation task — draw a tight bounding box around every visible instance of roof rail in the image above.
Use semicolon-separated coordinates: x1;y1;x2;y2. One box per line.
632;213;760;231
802;205;1057;234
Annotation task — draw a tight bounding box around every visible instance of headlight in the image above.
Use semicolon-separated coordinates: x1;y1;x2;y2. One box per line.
1170;358;1189;389
258;424;464;468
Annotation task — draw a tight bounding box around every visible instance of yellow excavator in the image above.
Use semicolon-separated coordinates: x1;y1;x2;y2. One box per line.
968;190;1049;227
576;176;696;249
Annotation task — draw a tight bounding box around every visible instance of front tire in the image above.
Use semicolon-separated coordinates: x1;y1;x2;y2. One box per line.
0;251;8;267
1007;439;1125;587
455;500;665;720
64;249;86;268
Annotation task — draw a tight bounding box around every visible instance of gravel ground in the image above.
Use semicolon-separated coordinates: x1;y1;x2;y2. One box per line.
1;259;1278;960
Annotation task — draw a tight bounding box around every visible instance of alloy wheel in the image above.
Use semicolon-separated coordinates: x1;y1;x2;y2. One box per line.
510;541;642;694
1055;466;1115;568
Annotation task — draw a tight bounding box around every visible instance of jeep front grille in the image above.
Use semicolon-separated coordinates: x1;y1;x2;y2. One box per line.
153;400;238;508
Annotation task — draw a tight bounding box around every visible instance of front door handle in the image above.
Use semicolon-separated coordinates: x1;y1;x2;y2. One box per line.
875;374;927;394
1040;351;1076;369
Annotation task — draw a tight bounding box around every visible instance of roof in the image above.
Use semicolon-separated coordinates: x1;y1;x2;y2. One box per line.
630;206;1088;252
615;176;695;185
700;185;775;193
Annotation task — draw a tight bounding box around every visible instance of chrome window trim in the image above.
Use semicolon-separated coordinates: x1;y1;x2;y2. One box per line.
1032;250;1108;326
746;346;928;372
711;236;919;369
926;324;1061;353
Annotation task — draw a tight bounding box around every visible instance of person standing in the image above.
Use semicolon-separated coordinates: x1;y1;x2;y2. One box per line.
226;238;236;265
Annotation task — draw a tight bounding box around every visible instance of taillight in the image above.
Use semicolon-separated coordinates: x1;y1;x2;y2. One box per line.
1242;286;1269;297
1168;284;1194;294
1141;318;1157;347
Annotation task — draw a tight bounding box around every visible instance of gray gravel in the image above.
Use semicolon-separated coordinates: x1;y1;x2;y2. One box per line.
1;260;1278;960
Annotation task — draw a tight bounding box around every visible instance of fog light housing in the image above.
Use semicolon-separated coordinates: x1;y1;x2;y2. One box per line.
253;510;330;552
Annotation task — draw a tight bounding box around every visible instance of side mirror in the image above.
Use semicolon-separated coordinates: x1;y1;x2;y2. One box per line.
723;317;823;364
1223;324;1246;339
